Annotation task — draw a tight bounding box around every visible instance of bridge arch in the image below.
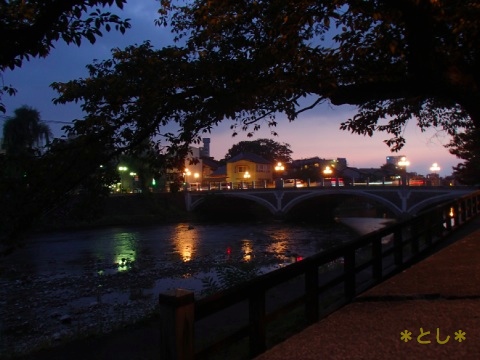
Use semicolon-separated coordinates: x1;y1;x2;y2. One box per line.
282;190;404;218
188;192;278;215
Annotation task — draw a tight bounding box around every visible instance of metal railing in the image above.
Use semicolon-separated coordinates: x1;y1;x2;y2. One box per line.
158;191;480;359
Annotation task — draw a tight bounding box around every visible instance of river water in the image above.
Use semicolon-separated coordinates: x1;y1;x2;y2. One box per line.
1;219;387;356
3;221;357;286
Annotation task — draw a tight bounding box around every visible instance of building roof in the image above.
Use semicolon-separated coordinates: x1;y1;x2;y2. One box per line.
227;152;271;164
201;156;220;170
209;165;227;177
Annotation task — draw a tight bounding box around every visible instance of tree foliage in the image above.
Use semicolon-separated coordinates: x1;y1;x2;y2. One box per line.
447;127;480;185
53;0;480;162
223;138;292;163
2;105;52;155
0;0;130;113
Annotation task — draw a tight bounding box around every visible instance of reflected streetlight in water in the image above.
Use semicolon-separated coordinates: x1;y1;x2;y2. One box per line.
173;224;198;262
242;239;253;261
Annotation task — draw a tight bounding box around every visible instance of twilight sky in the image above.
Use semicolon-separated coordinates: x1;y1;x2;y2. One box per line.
1;1;460;176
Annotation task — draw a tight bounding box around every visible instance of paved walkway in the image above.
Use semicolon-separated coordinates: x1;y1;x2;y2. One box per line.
256;216;480;360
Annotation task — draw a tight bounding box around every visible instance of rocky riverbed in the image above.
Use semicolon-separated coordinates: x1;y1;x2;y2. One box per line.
1;219;378;358
1;251;288;358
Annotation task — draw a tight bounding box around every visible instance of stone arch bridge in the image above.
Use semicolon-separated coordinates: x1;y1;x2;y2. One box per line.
185;187;478;219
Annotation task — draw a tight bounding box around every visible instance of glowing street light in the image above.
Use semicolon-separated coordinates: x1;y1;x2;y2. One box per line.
398;157;410;186
430;163;440;173
183;168;191;182
274;162;285;172
243;171;251;179
429;162;441;186
323;166;333;176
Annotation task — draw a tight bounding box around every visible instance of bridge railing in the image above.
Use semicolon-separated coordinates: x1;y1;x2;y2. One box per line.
158;191;480;360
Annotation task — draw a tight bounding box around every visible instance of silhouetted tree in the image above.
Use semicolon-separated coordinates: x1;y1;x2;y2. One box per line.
54;1;479;166
2;106;52;156
223;139;292;163
447;127;480;185
0;0;130;113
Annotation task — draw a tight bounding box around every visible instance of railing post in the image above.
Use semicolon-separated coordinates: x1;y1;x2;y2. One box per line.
394;228;403;267
424;213;433;246
410;221;419;256
372;237;382;281
158;289;195;360
249;289;266;358
305;264;319;323
344;250;356;301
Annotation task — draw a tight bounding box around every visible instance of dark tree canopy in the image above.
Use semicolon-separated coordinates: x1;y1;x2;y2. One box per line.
223;138;293;163
53;0;480;160
0;0;130;113
2;105;52;155
447;127;480;185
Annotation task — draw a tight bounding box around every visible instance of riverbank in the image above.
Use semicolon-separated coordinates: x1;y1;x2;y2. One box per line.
336;217;396;236
34;193;193;233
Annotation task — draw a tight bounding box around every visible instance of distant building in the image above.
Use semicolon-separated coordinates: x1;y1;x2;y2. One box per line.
200;138;210;158
226;152;272;186
289;157;348;180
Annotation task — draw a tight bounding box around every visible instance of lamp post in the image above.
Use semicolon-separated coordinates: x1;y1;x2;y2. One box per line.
118;166;128;192
129;172;137;192
243;171;251;189
429;162;441;186
274;162;285;188
323;166;332;186
183;169;191;190
194;172;200;190
398;157;410;186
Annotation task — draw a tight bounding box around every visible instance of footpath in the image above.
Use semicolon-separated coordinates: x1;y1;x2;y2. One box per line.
256;216;480;360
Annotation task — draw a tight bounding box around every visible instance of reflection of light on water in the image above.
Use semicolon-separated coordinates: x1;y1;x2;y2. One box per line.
242;239;253;261
266;229;289;258
113;232;138;272
172;224;199;262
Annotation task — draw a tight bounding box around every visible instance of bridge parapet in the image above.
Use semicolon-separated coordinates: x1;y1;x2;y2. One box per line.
185;187;479;218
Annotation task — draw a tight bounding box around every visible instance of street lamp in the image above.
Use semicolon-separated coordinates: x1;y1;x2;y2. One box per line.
398;157;410;186
323;166;333;186
118;166;128;192
430;163;441;186
242;171;251;189
430;162;440;173
274;162;285;188
194;172;200;190
182;168;191;191
183;168;191;183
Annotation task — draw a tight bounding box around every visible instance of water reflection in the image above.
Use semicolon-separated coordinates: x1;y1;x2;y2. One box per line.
241;239;253;261
266;228;290;259
172;224;199;262
112;232;138;272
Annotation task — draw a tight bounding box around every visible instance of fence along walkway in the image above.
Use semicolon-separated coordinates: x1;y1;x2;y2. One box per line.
158;191;480;360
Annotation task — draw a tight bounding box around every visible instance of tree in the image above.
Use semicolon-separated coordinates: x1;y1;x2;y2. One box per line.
447;127;480;185
223;138;292;164
53;1;479;162
0;0;130;113
2;105;52;156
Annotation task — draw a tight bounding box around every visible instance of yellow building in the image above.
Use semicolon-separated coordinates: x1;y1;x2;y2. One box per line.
226;152;273;187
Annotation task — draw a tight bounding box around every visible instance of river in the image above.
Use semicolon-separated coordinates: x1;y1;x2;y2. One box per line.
1;218;389;356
